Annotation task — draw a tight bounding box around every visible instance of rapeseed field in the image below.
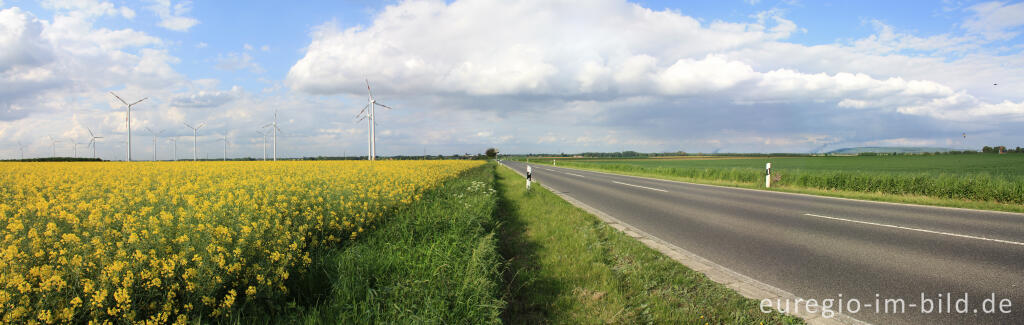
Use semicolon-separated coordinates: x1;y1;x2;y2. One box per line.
0;160;483;324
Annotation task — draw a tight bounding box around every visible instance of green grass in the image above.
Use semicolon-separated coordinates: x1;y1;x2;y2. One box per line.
253;164;505;324
495;165;802;324
526;155;1024;209
563;154;1024;176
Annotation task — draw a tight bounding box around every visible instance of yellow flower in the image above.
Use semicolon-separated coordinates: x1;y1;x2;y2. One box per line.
0;160;482;323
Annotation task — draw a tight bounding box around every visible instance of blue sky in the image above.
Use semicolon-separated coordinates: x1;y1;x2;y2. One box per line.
2;0;1024;159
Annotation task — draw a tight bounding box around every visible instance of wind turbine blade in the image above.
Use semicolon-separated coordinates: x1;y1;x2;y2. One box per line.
130;97;148;106
110;92;129;106
197;122;206;130
366;79;373;100
146;127;153;134
375;102;394;110
88;128;95;137
356;103;369;118
357;115;368;122
95;137;103;139
262;123;273;128
184;122;193;129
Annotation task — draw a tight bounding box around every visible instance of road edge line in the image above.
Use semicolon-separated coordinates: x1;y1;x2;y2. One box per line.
498;161;870;325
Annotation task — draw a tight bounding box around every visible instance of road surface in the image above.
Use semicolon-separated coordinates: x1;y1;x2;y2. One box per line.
501;160;1024;324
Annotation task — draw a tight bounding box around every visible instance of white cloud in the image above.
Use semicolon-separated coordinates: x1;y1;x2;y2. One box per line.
171;86;242;108
0;8;53;71
961;1;1024;40
216;52;263;73
287;0;1000;123
146;0;199;32
287;0;804;96
281;0;1024;154
41;0;134;19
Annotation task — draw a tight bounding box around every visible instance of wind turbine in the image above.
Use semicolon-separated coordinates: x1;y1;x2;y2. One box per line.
262;110;281;161
87;128;103;159
356;79;395;161
256;130;268;161
110;92;147;162
17;141;25;160
168;137;177;161
219;134;229;161
184;122;205;161
72;142;84;158
145;127;164;161
48;136;60;158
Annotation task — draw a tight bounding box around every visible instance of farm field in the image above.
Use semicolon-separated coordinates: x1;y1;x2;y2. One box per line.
533;154;1024;208
0;160;484;323
566;154;1024;176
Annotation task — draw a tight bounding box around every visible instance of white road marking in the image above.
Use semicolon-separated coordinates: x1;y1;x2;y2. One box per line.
803;213;1024;247
565;172;585;178
613;181;668;192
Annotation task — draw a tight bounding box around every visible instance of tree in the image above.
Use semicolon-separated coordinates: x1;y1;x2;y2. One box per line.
983;146;993;153
485;148;499;159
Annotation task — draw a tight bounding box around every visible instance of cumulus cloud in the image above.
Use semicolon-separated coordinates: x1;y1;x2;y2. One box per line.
146;0;199;32
961;1;1024;41
282;0;1024;153
287;0;803;96
288;0;1012;122
41;0;136;19
215;52;263;73
171;86;242;108
0;8;53;71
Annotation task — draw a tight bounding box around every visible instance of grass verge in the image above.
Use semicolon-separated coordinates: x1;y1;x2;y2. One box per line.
495;165;802;324
531;161;1024;214
260;163;505;324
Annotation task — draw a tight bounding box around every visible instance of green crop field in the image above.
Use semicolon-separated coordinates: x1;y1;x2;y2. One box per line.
529;154;1024;206
571;154;1024;176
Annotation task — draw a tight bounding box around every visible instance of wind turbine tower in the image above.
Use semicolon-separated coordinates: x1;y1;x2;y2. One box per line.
87;128;103;159
219;134;229;161
146;127;164;161
256;130;267;161
73;142;84;158
169;137;177;161
184;122;205;161
262;111;282;161
48;136;59;158
356;79;395;161
110;92;147;162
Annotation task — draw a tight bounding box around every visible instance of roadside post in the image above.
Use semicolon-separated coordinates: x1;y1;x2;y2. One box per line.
765;163;772;188
526;165;533;190
553;159;556;166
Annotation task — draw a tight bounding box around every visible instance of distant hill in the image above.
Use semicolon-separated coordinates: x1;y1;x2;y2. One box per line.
828;147;955;154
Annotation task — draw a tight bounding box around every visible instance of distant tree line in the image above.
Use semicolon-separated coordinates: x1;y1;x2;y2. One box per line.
0;157;103;162
981;146;1024;154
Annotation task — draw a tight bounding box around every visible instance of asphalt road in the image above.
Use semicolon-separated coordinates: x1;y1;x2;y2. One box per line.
501;160;1024;324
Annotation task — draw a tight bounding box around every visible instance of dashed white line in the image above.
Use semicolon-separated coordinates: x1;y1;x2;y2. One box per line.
612;181;668;192
565;172;585;178
803;213;1024;247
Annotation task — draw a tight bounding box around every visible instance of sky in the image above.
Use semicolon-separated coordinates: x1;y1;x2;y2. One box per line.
1;0;1023;160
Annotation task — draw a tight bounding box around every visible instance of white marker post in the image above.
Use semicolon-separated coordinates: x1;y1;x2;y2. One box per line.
553;159;556;166
526;165;533;190
765;162;772;188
